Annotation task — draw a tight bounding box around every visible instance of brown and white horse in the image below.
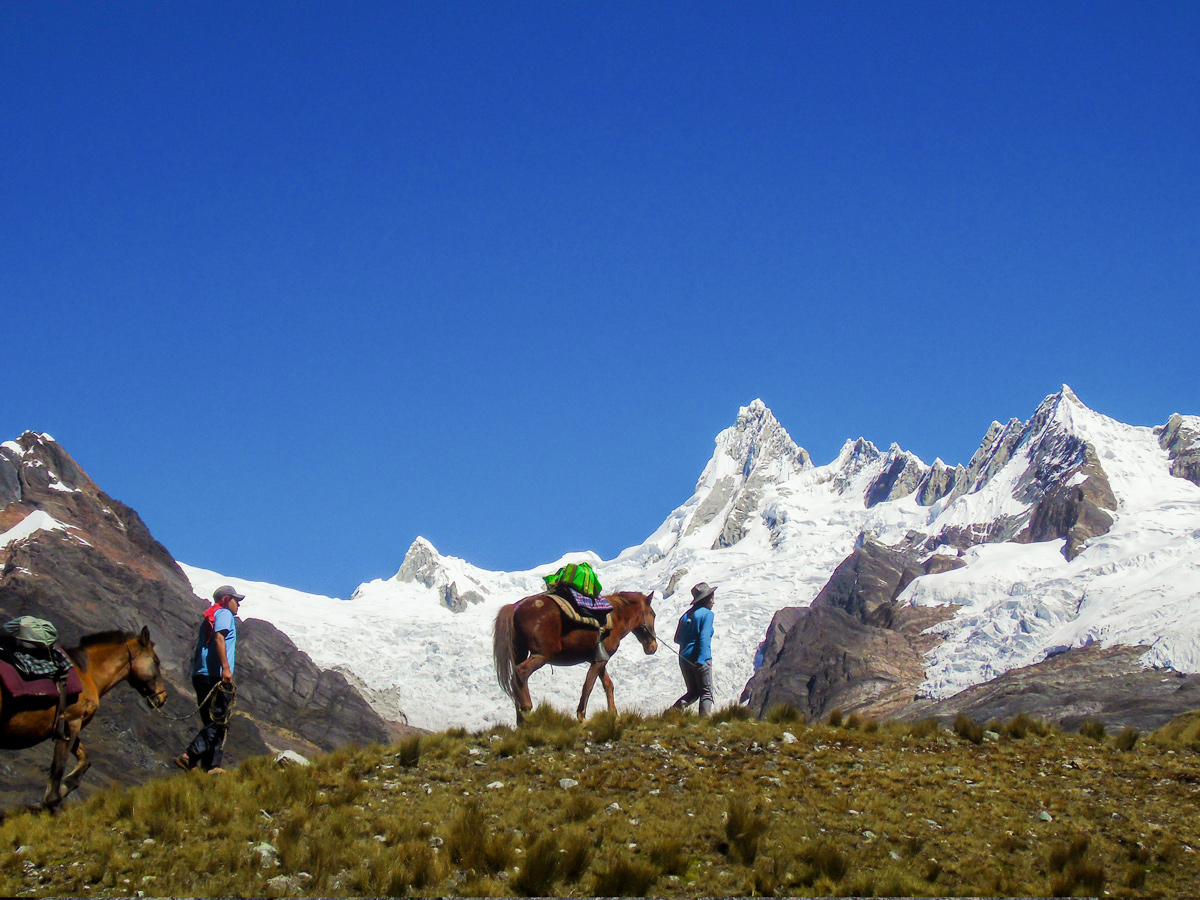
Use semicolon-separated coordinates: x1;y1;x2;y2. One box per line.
493;591;657;724
0;626;168;810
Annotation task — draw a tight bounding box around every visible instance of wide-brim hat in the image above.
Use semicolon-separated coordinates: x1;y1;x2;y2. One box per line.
690;582;715;605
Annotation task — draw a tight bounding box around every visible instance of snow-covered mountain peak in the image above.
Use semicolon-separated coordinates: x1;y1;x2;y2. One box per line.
394;537;443;586
709;400;811;481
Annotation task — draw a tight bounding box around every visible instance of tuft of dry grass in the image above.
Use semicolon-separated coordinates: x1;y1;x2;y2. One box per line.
766;703;805;726
1079;718;1107;741
1114;725;1140;751
906;717;941;738
587;709;625;743
953;713;984;744
711;703;753;723
800;839;849;883
512;831;563;897
591;851;659;897
395;733;421;767
723;796;769;864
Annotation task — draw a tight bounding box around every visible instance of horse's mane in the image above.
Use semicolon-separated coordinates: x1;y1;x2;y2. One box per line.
76;630;138;649
66;630;139;672
606;591;649;612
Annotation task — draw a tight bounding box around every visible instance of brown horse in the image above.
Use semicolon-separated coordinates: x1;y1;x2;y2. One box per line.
0;626;168;810
493;590;657;724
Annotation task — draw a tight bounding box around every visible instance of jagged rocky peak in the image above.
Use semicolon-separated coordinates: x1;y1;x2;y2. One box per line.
1;431;95;505
394;537;443;587
1156;413;1200;487
914;458;969;507
715;399;811;476
964;418;1024;491
683;401;812;550
825;437;881;496
960;385;1087;494
864;444;928;508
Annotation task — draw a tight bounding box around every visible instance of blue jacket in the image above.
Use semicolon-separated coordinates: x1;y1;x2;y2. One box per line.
674;605;713;664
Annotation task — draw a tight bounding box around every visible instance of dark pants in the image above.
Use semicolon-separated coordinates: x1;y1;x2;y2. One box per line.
673;658;713;716
186;675;231;771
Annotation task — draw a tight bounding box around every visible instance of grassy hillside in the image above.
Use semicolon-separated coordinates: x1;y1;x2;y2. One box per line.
2;704;1199;897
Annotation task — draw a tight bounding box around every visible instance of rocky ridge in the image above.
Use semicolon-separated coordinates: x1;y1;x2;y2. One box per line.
0;433;409;806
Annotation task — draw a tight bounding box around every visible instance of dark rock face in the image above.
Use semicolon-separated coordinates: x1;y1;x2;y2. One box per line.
741;606;931;721
914;460;968;506
863;451;926;508
964;418;1025;489
0;432;408;808
1156;414;1200;487
898;644;1200;733
1016;444;1117;560
442;581;484;613
742;538;956;721
810;539;924;626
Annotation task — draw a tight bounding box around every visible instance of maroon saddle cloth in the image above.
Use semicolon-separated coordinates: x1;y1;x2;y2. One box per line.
0;658;83;702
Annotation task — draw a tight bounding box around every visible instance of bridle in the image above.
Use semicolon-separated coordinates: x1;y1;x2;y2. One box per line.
127;642;166;708
631;601;656;650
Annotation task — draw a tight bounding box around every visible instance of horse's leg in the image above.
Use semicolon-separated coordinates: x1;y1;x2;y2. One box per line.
60;731;90;800
514;654;548;724
600;666;617;713
42;736;71;811
576;661;606;719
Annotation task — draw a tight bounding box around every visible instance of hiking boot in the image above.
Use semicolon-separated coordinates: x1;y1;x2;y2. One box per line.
207;767;226;776
173;754;194;771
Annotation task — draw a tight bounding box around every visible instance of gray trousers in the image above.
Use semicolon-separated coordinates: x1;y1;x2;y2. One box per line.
673;658;713;716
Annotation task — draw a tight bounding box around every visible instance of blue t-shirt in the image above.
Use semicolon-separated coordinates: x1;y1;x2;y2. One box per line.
193;607;237;678
674;605;714;664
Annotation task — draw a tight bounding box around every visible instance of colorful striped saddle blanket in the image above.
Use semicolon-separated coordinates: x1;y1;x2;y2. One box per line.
537;591;613;632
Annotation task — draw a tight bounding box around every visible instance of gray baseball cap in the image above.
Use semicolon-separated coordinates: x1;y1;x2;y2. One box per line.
213;585;245;602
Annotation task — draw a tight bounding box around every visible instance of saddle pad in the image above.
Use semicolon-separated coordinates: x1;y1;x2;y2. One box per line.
532;593;612;632
0;658;83;701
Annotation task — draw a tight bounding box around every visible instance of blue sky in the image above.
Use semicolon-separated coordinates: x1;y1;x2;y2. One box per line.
3;3;1197;597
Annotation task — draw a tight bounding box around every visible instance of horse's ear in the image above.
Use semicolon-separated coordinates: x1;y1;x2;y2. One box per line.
138;626;152;646
647;591;655;604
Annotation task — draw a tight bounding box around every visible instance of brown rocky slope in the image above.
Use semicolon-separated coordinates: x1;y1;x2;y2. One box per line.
0;432;413;808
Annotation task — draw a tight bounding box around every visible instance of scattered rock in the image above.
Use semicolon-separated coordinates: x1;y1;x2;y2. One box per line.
487;781;504;789
253;842;280;868
559;778;579;789
267;874;306;895
274;750;309;767
1038;811;1053;822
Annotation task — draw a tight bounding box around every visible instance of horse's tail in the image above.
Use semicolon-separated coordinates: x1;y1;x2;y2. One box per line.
493;603;519;702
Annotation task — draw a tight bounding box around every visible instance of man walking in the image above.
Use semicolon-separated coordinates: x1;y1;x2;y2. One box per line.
672;582;715;716
175;584;242;774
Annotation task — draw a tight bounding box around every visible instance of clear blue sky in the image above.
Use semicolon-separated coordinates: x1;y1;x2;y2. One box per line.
3;3;1197;597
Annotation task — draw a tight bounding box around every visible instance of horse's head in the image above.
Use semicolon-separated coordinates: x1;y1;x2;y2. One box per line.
630;591;658;656
128;626;168;709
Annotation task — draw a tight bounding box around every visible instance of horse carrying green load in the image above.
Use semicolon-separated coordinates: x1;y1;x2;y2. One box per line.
543;562;602;599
